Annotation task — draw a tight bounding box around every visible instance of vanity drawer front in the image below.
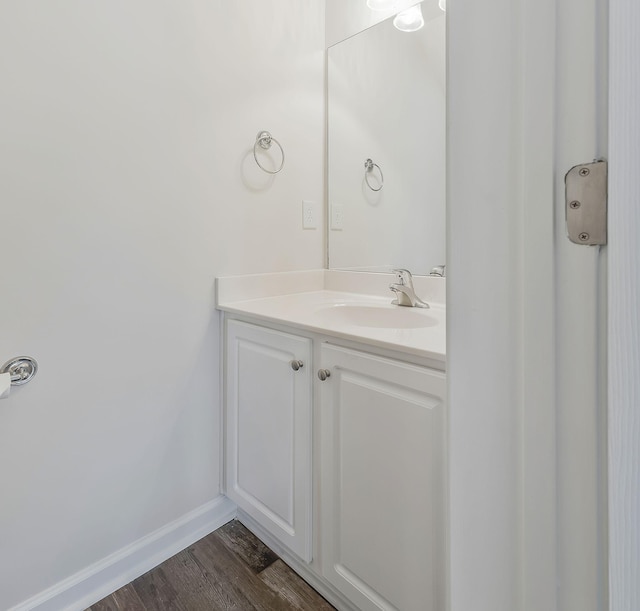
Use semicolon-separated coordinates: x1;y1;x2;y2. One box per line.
225;320;313;563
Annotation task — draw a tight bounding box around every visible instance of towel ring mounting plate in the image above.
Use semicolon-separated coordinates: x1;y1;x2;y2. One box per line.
1;356;38;386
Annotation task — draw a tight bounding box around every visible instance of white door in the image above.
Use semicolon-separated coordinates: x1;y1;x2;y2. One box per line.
225;319;313;562
318;343;446;611
448;0;608;610
607;0;640;609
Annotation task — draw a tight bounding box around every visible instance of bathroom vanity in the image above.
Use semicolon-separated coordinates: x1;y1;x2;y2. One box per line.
217;270;446;611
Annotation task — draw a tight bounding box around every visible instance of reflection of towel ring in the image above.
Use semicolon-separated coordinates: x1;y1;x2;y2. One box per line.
364;158;384;191
254;131;285;174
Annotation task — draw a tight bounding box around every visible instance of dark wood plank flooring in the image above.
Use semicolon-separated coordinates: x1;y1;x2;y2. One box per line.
87;520;335;611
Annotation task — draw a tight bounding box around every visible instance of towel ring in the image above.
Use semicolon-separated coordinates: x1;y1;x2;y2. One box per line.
254;131;285;174
364;158;384;191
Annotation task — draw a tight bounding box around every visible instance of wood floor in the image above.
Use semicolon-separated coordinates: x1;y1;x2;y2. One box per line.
87;520;335;611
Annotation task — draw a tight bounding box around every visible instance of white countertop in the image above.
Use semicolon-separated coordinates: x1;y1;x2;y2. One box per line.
216;273;446;363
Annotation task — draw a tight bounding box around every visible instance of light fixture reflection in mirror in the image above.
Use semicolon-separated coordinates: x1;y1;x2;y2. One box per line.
366;0;397;10
439;0;446;11
393;5;425;32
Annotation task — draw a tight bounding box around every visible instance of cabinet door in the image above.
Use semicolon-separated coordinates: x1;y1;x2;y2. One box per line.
226;320;312;562
319;344;446;611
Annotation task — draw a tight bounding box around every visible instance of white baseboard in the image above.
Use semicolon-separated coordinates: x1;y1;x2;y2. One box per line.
10;496;237;611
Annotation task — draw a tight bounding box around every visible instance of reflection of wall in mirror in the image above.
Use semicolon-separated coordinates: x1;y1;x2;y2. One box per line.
328;11;445;274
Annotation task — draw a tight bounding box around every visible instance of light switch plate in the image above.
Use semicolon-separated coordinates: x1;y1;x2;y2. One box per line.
331;204;344;230
302;200;317;229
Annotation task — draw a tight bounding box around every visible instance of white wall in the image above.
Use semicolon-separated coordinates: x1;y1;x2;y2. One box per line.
0;1;324;608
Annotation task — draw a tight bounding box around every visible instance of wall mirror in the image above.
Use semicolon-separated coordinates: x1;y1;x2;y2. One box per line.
327;1;445;275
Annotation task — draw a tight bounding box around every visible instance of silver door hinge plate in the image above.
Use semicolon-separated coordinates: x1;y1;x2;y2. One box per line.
565;160;607;245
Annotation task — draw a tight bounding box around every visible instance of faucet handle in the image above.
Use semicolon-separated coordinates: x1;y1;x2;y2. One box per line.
392;268;413;287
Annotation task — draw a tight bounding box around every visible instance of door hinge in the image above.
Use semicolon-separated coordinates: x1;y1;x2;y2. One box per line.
565;160;607;245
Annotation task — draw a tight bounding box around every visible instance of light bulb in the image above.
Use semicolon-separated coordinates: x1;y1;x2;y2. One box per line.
366;0;397;10
393;5;425;32
439;0;446;11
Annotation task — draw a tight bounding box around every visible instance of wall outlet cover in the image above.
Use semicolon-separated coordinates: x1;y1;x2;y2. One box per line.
331;204;344;230
302;200;317;229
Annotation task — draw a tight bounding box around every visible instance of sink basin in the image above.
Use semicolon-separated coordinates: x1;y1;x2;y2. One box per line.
313;304;438;329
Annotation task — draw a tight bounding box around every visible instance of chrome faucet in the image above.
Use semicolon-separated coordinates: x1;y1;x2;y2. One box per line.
389;269;430;308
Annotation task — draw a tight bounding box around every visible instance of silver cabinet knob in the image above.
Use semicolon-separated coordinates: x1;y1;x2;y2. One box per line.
290;360;304;371
317;369;331;381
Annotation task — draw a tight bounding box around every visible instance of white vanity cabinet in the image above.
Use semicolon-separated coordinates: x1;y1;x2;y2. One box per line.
224;319;313;562
222;312;446;611
318;344;446;611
